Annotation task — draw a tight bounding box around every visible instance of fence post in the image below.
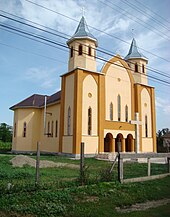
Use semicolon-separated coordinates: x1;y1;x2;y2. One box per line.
148;158;151;176
118;154;123;183
168;157;170;173
80;142;85;185
35;141;40;185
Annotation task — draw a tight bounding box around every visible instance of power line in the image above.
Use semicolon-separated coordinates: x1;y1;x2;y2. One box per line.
23;0;170;63
1;12;170;80
1;22;170;87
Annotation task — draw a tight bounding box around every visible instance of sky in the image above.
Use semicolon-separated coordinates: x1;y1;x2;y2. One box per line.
0;0;170;131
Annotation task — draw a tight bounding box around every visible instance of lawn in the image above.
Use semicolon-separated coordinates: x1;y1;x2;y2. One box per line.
0;154;169;217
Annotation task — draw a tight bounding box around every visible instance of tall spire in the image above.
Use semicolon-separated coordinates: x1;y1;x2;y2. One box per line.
125;38;148;62
67;16;97;46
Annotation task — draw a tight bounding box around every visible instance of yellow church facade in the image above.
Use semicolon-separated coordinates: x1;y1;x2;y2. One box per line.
10;16;157;157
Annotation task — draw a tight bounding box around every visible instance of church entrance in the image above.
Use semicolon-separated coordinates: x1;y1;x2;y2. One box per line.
115;133;124;152
125;134;134;152
104;133;113;152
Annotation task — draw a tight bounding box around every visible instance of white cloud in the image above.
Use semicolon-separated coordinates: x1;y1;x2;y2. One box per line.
156;97;170;113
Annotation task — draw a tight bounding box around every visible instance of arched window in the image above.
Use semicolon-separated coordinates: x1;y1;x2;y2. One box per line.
55;120;58;137
135;63;138;72
142;64;145;73
23;122;26;137
47;121;50;137
88;107;92;135
68;107;71;135
125;105;128;122
14;123;16;137
118;95;121;121
110;102;113;121
78;44;83;55
145;115;148;137
51;121;53;137
70;46;73;57
88;46;91;56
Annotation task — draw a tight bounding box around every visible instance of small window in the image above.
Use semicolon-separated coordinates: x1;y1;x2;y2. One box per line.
118;95;121;121
88;107;92;135
142;64;145;73
51;121;53;137
88;46;91;56
55;120;58;137
23;122;26;137
110;102;113;121
14;123;16;137
135;63;138;72
78;45;83;55
145;115;148;137
68;107;71;135
70;46;73;57
47;121;50;137
125;105;128;122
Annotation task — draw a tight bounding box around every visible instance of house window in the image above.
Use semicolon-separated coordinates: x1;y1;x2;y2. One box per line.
51;121;53;137
68;107;71;135
142;64;145;73
70;46;73;57
14;123;16;137
135;63;138;72
145;115;148;137
110;102;113;121
88;46;91;56
47;121;50;137
23;122;26;137
78;44;83;55
55;120;58;137
88;107;92;135
125;105;128;122
118;95;121;121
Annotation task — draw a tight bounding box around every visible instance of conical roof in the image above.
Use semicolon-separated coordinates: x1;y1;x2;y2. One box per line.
67;16;97;46
124;38;148;61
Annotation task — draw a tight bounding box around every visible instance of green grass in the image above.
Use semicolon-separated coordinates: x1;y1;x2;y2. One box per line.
0;154;169;217
0;141;12;150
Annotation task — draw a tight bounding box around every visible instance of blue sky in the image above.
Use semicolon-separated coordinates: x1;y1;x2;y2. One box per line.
0;0;170;131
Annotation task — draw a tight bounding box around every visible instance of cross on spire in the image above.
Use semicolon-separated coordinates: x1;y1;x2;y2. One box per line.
131;28;135;38
81;6;86;16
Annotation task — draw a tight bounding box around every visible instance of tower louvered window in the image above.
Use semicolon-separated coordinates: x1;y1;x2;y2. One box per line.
78;45;83;55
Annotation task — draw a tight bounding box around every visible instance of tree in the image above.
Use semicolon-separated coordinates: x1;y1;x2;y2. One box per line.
0;123;12;142
157;128;170;153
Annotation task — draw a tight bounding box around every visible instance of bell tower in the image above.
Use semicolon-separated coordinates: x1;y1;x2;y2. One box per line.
125;38;148;85
67;16;98;72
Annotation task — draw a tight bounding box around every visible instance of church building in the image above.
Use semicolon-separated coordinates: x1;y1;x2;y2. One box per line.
10;16;157;157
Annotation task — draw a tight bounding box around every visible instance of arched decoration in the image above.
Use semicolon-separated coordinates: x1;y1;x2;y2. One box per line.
104;133;113;152
70;46;73;58
88;107;92;135
68;107;71;135
135;63;138;72
142;64;145;73
88;46;92;56
125;105;128;122
78;44;83;55
115;133;124;152
145;115;148;137
125;134;134;152
23;122;26;137
51;121;54;137
110;102;113;121
118;95;121;121
101;54;135;84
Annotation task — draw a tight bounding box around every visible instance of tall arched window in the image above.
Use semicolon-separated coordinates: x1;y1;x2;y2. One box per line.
142;64;145;73
135;63;138;72
78;44;83;55
88;46;91;56
118;95;121;121
125;105;128;122
23;122;26;137
68;107;71;135
145;115;148;137
47;121;50;137
70;46;73;57
110;102;113;121
88;107;92;135
14;123;16;137
51;121;53;137
55;120;58;137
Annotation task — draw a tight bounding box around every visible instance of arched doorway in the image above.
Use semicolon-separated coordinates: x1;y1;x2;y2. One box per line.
115;133;123;152
125;134;134;152
104;133;113;152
